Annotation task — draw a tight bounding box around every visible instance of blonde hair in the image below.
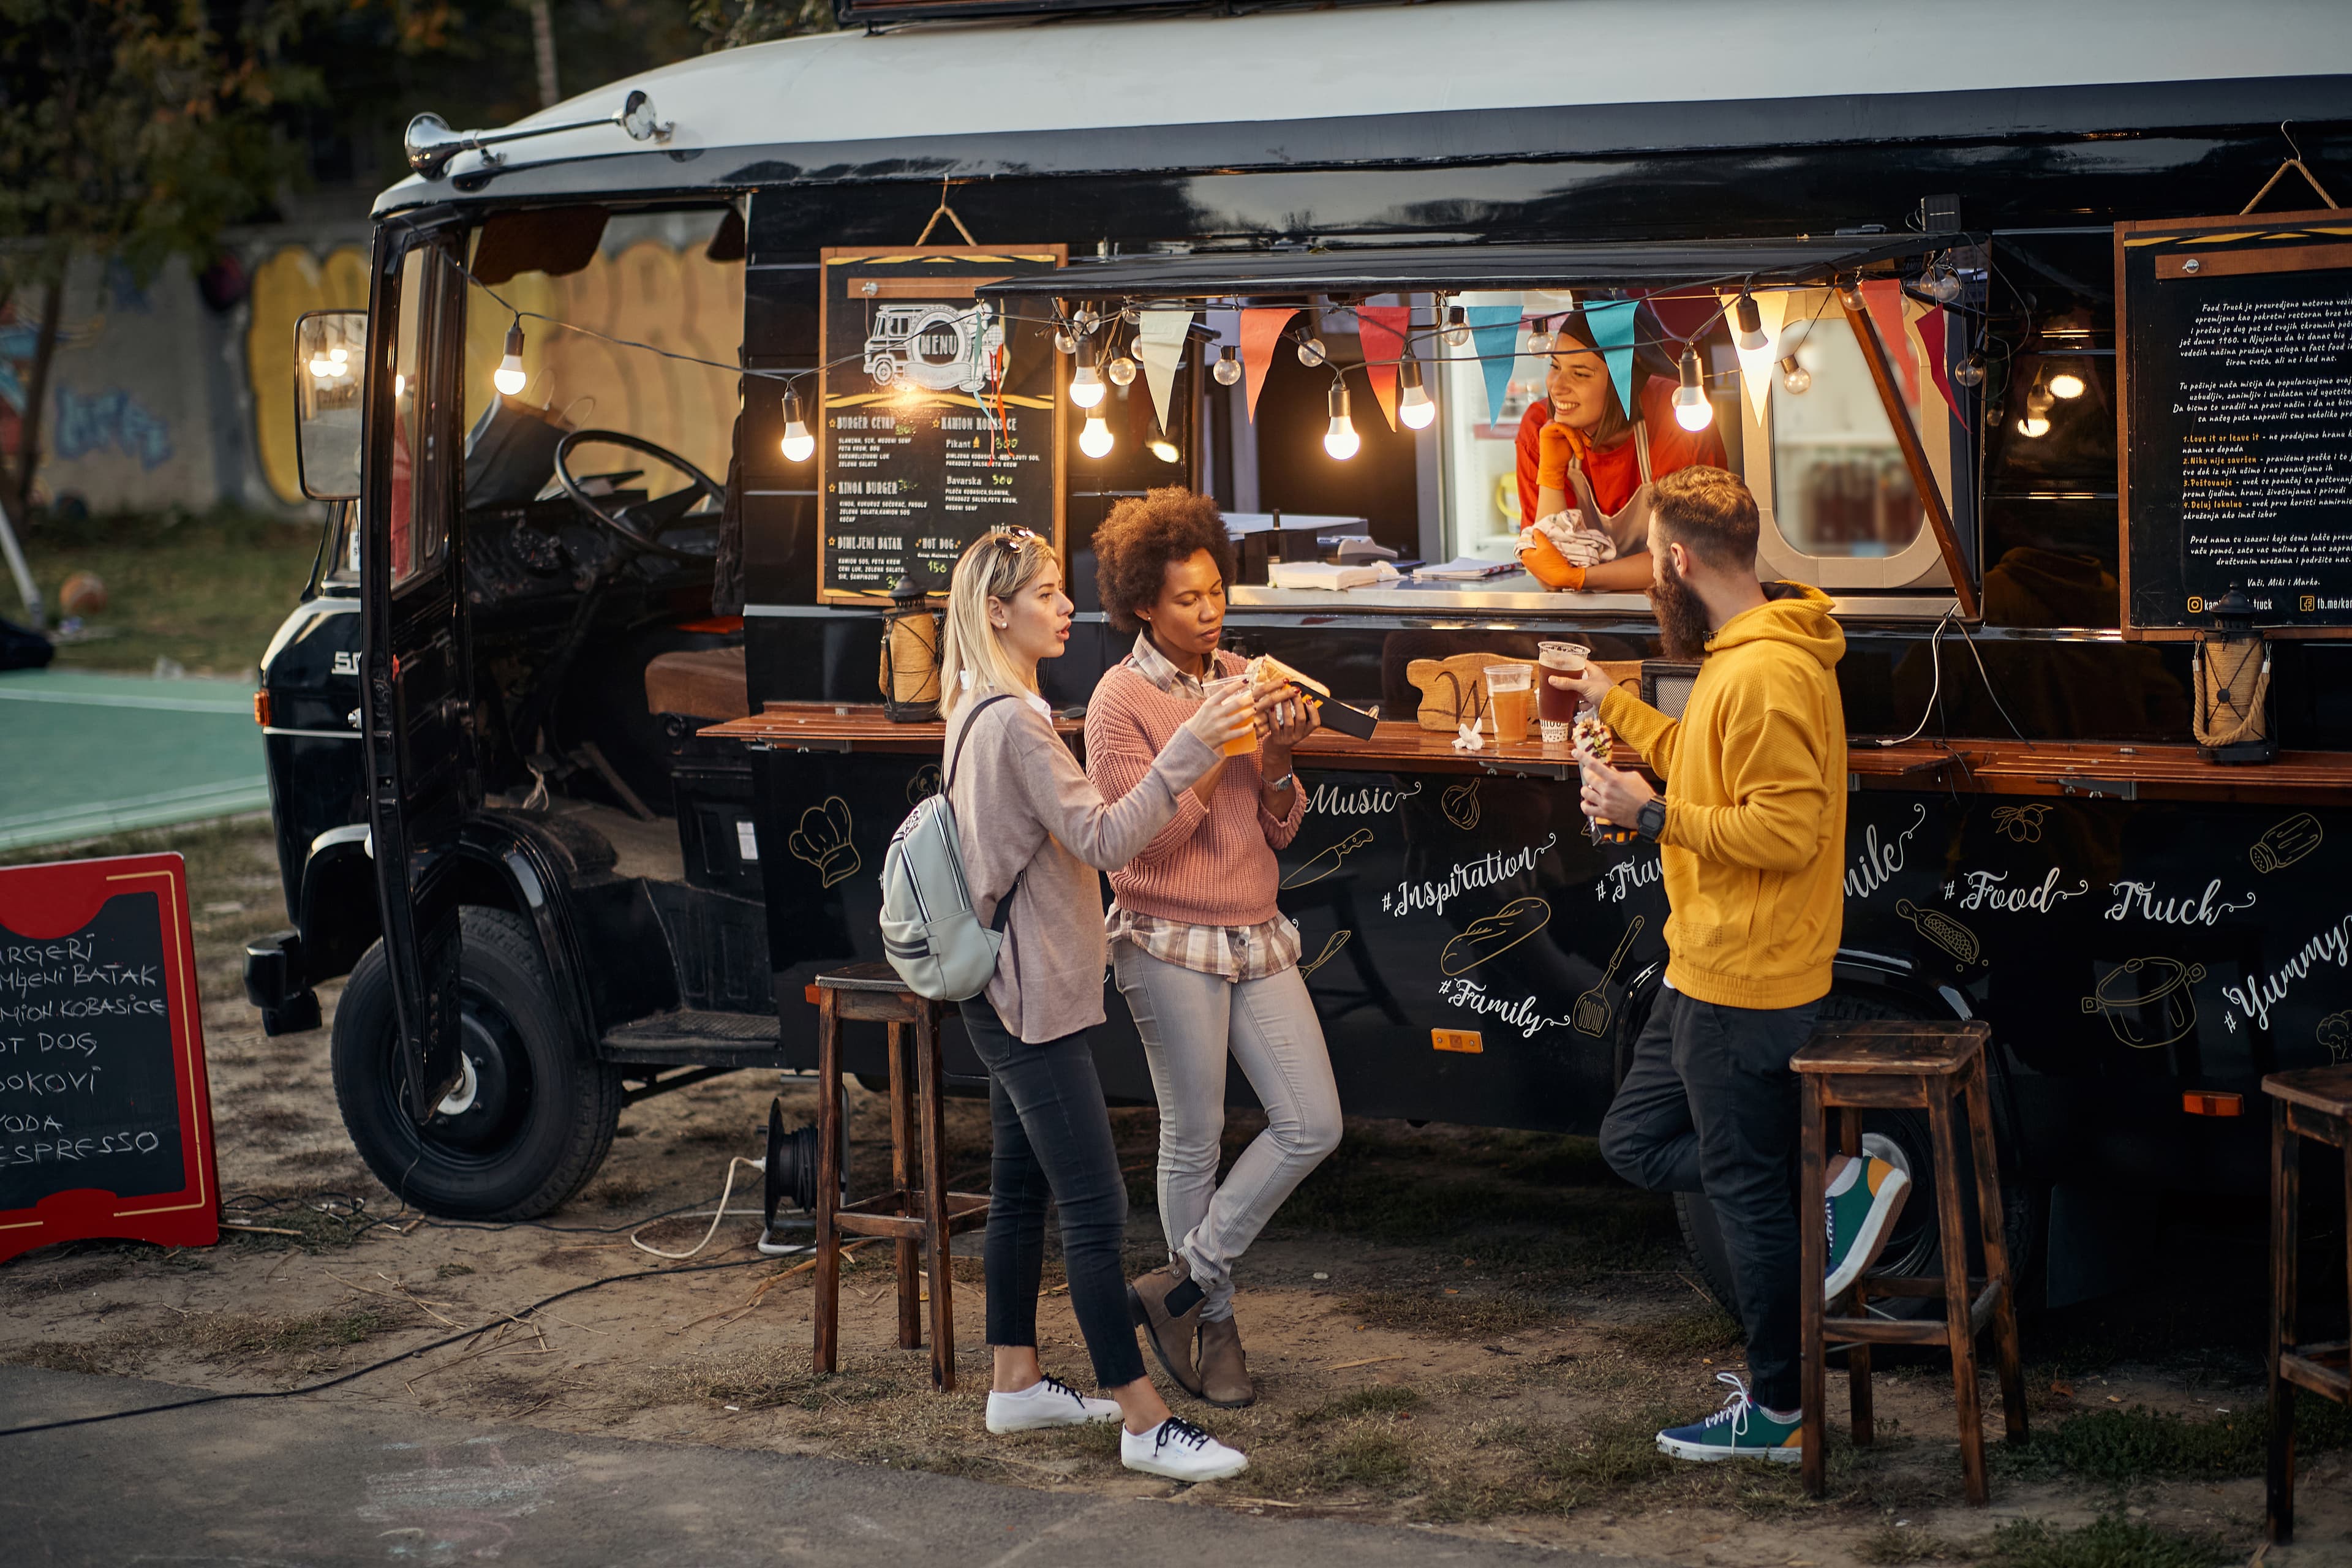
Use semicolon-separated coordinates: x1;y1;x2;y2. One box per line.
940;529;1057;716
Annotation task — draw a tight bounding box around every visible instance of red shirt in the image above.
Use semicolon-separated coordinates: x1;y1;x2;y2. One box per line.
1515;375;1727;535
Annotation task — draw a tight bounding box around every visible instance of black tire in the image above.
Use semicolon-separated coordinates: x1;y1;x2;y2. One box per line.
1674;987;2043;1329
332;907;621;1219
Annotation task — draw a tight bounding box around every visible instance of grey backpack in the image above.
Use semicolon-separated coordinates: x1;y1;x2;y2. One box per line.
879;695;1022;1000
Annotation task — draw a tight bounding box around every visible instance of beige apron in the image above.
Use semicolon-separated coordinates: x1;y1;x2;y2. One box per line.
1564;423;1656;559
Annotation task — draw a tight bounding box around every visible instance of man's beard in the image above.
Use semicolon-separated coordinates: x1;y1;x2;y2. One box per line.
1648;559;1712;662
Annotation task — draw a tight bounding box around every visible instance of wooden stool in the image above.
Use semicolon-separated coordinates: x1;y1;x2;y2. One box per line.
805;962;990;1390
2263;1064;2352;1544
1795;1019;2026;1504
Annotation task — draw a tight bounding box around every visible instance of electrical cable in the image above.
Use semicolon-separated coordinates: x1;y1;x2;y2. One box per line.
627;1156;763;1259
0;1254;770;1441
1878;610;1954;747
1951;616;2035;748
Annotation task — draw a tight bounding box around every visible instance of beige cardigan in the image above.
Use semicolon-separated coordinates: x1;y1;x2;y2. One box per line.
944;690;1218;1042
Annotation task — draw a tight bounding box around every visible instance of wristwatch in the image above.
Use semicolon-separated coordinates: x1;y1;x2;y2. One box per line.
1265;772;1297;794
1635;796;1667;843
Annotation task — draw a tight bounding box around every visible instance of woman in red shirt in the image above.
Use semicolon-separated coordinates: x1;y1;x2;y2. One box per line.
1515;312;1725;591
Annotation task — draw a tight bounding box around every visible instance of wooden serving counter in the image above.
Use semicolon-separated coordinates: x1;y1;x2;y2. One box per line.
702;703;2352;804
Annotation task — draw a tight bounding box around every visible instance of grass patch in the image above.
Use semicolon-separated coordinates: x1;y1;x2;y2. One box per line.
1605;1308;1744;1362
1856;1525;1970;1564
1344;1289;1556;1338
1294;1384;1423;1425
1997;1397;2352;1483
181;1306;407;1360
1979;1515;2233;1568
665;1346;896;1412
1523;1408;1678;1495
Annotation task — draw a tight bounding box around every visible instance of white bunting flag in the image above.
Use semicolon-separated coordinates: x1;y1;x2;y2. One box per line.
1136;308;1196;433
1720;288;1792;427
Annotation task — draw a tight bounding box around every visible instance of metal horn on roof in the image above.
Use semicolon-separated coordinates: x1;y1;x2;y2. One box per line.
405;89;674;181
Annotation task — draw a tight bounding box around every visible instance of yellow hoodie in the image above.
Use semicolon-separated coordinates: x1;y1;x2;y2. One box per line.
1600;585;1847;1010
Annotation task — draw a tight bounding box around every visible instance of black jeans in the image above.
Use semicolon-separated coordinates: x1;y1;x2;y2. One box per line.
961;998;1147;1391
1599;987;1820;1412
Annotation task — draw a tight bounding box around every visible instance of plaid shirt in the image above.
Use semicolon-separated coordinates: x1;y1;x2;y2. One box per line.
1104;633;1303;982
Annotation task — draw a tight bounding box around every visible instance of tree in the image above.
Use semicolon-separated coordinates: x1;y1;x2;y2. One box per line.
689;0;835;51
0;0;319;521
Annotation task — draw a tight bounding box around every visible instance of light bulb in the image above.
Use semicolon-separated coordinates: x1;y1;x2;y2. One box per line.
1107;355;1137;388
493;322;527;396
1672;347;1713;432
1733;293;1769;352
779;386;814;463
1147;437;1181;464
1838;281;1865;311
1069;339;1104;409
1323;384;1359;460
1054;327;1077;355
1931;268;1964;304
1072;306;1099;336
1297;336;1327;369
1443;305;1469;348
2016;415;2050;439
1525;326;1555;354
1078;411;1114;458
328;346;350;376
308;356;336;380
1212;345;1241;386
1916;265;1940;296
1778;355;1811;395
393;373;406;398
2048;371;2087;399
1953;355;1985;389
1397;354;1435;430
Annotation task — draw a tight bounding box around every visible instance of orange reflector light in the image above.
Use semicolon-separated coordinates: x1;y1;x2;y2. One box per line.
252;690;272;728
2182;1090;2242;1117
1432;1028;1483;1055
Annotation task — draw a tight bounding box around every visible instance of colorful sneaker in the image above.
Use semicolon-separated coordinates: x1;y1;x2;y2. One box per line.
986;1374;1121;1434
1655;1373;1803;1463
1120;1414;1248;1481
1823;1153;1912;1301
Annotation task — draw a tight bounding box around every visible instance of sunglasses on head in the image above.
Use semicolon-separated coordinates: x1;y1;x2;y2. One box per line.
988;526;1039;556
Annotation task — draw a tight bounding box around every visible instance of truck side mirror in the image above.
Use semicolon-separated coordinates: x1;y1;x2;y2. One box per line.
294;309;368;501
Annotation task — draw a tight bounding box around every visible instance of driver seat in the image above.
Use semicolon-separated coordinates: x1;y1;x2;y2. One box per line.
644;646;749;722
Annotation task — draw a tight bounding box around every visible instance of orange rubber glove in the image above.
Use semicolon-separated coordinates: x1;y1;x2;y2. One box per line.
1535;421;1578;493
1518;529;1587;590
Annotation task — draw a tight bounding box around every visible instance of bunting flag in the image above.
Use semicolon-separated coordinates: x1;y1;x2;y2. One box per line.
1634;287;1715;347
1717;288;1792;428
1135;307;1195;433
1357;304;1411;431
1911;301;1957;418
1857;279;1918;407
1466;304;1521;425
1238;307;1298;421
1583;298;1639;413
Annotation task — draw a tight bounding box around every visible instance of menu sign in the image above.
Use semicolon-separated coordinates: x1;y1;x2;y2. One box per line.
2117;209;2352;638
817;246;1065;602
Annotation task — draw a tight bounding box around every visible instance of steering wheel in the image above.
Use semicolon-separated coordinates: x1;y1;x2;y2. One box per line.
552;429;725;562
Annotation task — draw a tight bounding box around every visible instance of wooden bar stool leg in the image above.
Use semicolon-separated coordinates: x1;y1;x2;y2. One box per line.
1800;1074;1830;1498
2267;1099;2300;1544
886;1020;921;1351
1928;1090;1988;1505
916;1004;957;1391
1841;1107;1875;1447
813;990;843;1376
1964;1058;2027;1442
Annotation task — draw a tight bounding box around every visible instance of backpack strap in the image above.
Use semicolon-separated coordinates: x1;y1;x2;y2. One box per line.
946;693;1023;932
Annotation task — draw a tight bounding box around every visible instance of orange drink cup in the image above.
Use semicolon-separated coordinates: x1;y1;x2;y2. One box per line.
1203;674;1258;756
1483;663;1532;745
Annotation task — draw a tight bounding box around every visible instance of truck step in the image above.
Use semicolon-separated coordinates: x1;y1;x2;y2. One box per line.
601;1008;786;1066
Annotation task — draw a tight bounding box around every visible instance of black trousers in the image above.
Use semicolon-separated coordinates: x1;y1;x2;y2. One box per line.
1599;986;1820;1412
961;998;1147;1391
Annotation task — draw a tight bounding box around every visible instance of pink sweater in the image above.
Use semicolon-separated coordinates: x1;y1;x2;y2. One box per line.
1085;650;1307;928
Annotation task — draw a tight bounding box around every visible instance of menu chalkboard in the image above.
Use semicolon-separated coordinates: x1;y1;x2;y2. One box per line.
2117;209;2352;638
816;246;1066;602
0;853;218;1262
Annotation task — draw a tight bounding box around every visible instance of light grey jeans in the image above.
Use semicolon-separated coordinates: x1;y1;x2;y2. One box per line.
1112;942;1343;1322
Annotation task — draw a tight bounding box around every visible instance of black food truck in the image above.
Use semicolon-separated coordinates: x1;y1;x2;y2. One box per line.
244;0;2352;1321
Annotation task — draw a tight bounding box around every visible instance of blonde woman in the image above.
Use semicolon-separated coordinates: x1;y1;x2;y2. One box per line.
939;526;1257;1480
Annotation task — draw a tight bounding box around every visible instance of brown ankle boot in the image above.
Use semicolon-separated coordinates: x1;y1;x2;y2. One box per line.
1197;1314;1254;1408
1126;1261;1204;1398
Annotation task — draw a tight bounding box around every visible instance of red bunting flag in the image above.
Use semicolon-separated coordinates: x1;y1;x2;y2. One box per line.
1356;305;1411;432
1913;306;1957;418
1239;307;1298;423
1858;279;1918;407
1633;287;1716;347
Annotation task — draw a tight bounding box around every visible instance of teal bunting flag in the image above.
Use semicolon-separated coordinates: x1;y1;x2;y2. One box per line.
1465;304;1521;424
1583;299;1638;412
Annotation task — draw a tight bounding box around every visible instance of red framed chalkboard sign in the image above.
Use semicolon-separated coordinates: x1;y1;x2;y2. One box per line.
0;853;219;1263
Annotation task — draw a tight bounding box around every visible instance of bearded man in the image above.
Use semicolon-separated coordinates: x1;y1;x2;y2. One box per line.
1550;465;1905;1464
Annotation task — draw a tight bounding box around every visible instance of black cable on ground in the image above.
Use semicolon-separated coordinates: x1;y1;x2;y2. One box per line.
0;1254;771;1441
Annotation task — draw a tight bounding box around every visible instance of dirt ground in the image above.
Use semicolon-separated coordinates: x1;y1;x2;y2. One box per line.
4;819;2350;1568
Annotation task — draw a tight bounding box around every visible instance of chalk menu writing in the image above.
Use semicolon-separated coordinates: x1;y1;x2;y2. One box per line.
2119;213;2352;634
0;854;216;1260
817;246;1065;601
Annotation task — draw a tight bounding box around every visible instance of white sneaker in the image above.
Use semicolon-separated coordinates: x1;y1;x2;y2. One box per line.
986;1374;1122;1434
1120;1414;1248;1481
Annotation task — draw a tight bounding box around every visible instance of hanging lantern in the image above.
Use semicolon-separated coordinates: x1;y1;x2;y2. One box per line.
878;567;943;723
2192;589;2275;764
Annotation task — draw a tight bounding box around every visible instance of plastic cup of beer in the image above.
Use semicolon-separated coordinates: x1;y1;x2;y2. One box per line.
1537;641;1589;744
1483;662;1532;745
1202;674;1258;756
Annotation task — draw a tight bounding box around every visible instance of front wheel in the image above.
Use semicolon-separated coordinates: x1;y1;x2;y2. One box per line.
332;907;620;1219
